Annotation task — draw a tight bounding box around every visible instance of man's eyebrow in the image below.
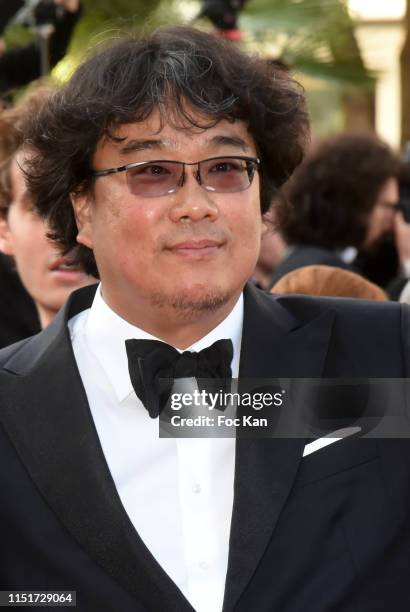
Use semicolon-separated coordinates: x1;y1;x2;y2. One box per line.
119;139;166;154
208;135;251;152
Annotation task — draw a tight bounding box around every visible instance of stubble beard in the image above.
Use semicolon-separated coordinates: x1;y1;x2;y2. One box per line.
150;286;233;321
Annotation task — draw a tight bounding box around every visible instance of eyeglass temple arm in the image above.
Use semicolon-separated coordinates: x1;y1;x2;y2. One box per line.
93;165;128;177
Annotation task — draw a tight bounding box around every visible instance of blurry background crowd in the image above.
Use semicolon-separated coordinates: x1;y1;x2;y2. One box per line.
2;0;410;348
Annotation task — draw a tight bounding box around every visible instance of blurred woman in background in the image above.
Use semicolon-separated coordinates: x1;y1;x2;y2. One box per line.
270;133;401;288
0;89;95;343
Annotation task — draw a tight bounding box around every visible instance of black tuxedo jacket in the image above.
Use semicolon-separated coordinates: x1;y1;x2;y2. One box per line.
1;284;410;612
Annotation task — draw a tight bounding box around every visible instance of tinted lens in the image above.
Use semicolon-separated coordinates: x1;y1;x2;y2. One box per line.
126;161;183;197
200;157;254;193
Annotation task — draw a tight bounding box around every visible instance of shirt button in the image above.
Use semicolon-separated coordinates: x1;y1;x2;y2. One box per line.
192;483;201;494
198;561;208;571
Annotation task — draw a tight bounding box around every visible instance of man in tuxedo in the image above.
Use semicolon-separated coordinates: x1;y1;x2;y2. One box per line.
1;27;410;612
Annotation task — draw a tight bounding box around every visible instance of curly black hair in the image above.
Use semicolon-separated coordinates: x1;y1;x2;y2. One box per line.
24;26;309;277
279;133;401;249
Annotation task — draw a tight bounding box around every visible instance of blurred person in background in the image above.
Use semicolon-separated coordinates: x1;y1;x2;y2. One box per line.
0;89;95;339
271;264;388;301
0;0;81;100
270;133;401;288
386;161;410;298
0;251;39;346
399;277;410;304
251;210;286;289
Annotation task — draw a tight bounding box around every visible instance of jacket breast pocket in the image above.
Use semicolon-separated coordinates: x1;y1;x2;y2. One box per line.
295;437;379;488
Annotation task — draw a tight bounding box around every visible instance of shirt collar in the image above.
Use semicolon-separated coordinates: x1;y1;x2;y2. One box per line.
84;285;243;402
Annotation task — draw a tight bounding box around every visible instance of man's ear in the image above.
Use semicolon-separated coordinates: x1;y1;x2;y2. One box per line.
71;192;94;249
0;216;14;256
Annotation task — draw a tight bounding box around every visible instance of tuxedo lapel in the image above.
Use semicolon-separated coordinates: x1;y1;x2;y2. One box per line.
223;284;336;612
0;286;194;612
239;284;336;378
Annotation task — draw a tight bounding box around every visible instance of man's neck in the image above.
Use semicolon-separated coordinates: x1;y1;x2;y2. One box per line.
100;289;242;350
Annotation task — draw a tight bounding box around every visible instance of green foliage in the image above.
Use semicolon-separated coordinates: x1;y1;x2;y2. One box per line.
2;0;373;90
241;0;374;86
4;0;164;74
54;0;184;80
70;0;162;53
4;24;35;48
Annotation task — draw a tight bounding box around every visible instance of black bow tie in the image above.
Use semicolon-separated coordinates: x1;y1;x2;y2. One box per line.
125;338;233;418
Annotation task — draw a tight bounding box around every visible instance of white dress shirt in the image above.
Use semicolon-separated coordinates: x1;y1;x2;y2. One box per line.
68;287;242;612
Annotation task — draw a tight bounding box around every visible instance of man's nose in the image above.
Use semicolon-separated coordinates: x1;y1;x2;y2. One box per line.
168;171;219;223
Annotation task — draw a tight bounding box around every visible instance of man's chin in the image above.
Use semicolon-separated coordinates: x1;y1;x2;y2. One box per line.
150;285;234;319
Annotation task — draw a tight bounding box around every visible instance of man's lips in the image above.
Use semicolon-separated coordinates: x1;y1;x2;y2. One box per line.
165;239;224;257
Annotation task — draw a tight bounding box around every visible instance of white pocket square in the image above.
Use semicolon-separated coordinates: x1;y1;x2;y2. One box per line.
302;426;362;457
